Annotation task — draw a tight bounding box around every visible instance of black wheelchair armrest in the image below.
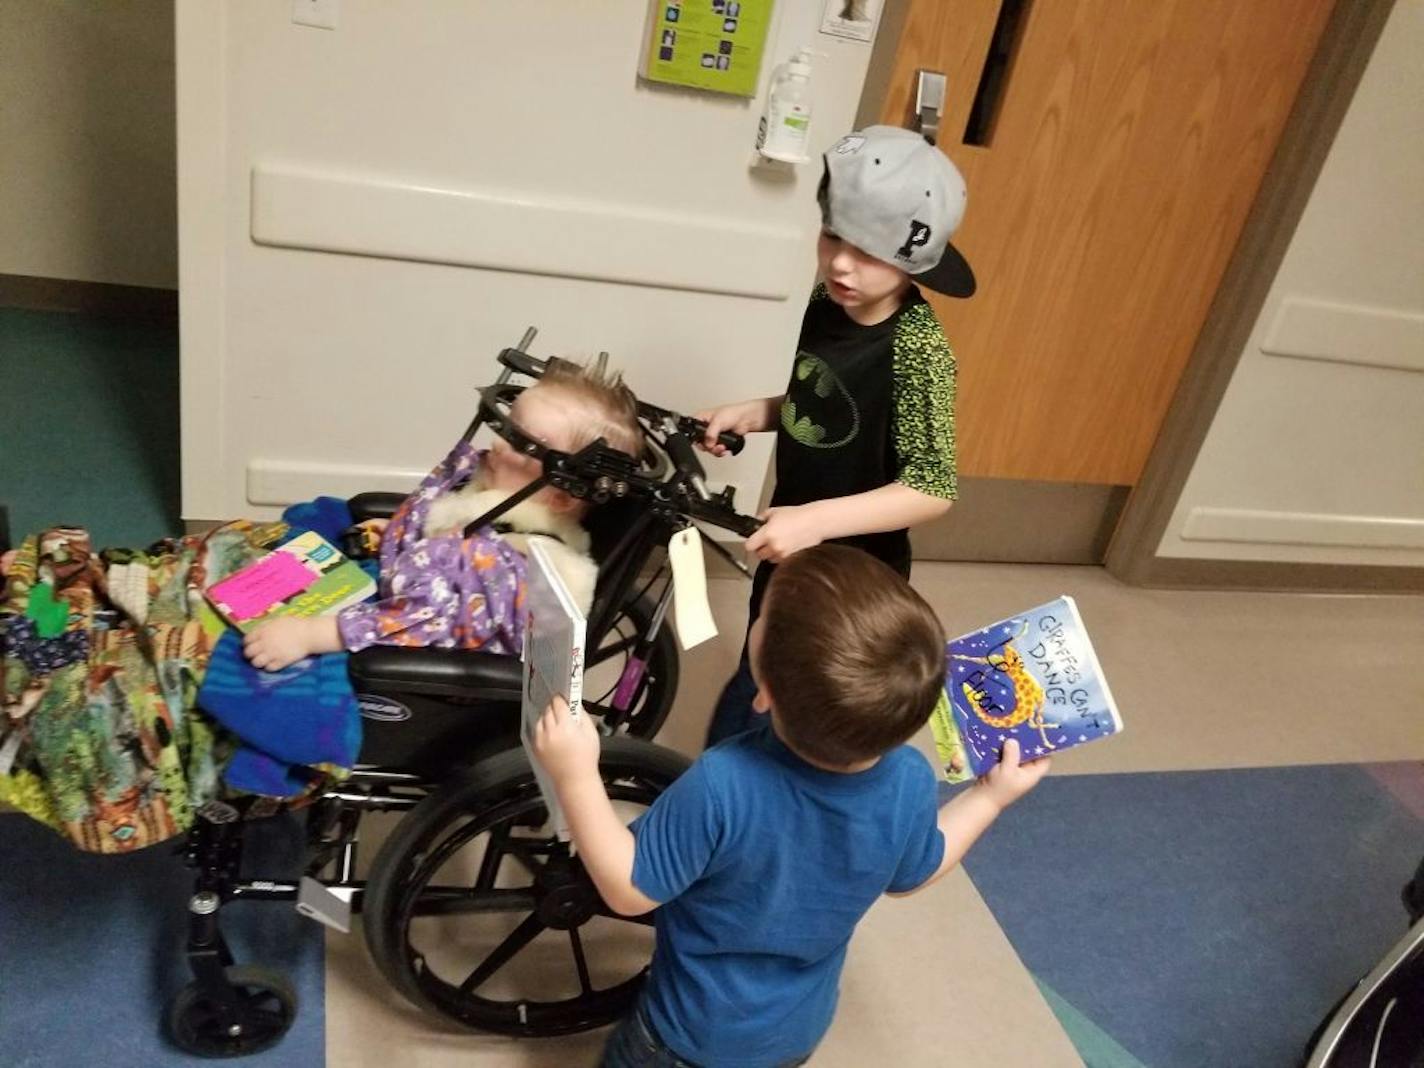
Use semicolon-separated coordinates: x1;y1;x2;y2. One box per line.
348;492;407;523
349;645;524;702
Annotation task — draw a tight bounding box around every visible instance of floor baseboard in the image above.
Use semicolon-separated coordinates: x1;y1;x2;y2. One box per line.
0;273;177;321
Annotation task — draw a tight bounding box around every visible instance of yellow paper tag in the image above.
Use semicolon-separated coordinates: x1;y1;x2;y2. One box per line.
668;526;718;650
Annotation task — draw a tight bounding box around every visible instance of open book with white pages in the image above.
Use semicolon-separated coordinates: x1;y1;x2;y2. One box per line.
521;536;588;841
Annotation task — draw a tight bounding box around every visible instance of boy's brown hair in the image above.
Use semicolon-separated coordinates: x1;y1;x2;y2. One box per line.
757;545;945;766
538;356;643;457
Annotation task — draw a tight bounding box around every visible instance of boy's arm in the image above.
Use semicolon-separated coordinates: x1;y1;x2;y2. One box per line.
554;766;660;916
747;307;958;562
534;696;723;917
888;740;1049;897
747;483;951;563
890;305;958;507
532;696;659;915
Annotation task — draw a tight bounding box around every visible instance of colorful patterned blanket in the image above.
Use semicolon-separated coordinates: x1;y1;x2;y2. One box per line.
0;521;289;853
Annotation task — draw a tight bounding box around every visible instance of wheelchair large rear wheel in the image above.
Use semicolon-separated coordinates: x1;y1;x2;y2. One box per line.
586;594;679;740
362;737;688;1036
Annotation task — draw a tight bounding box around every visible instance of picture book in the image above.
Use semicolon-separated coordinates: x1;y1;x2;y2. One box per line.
930;596;1123;783
206;531;375;633
521;536;588;842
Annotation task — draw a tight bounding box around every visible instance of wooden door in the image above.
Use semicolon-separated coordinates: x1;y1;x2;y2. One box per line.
878;0;1336;484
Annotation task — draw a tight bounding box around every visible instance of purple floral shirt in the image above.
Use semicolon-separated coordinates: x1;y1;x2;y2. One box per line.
336;442;528;655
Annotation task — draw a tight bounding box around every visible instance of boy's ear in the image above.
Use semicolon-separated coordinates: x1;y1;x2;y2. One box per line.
751;684;773;716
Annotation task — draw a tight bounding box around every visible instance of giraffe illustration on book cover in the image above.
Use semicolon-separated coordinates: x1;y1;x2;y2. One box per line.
930;596;1124;782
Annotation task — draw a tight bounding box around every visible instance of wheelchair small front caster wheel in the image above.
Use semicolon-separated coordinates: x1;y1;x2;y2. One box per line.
166;964;297;1058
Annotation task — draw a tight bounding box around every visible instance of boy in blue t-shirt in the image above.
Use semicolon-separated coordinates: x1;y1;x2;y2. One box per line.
533;545;1049;1067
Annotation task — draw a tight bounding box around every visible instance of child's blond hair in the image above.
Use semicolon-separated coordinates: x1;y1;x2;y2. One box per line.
537;356;643;457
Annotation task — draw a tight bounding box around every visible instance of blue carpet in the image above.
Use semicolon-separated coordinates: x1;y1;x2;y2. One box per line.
1;306;324;1064
0;306;180;547
960;764;1424;1068
0;812;325;1066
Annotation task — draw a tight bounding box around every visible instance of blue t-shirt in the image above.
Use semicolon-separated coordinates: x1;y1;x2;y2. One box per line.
631;722;945;1066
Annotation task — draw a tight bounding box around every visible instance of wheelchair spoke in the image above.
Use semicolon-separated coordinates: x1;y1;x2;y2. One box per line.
474;824;510;891
246;1006;289;1031
583;700;616;724
187;1005;225;1030
459;912;546;995
588;635;637;666
502;836;554;877
569;928;593;996
412;887;537;916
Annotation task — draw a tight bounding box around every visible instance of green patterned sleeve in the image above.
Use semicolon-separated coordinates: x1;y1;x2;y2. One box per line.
892;301;959;501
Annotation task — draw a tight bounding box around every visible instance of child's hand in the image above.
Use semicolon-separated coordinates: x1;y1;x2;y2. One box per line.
980;739;1050;810
745;504;824;563
695;399;776;456
243;616;341;672
532;695;602;784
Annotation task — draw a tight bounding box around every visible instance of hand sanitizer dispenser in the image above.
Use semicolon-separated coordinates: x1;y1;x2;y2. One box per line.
756;47;819;164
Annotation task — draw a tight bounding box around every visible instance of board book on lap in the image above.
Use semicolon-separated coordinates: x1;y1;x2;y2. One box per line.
930;595;1123;783
521;536;587;842
206;531;375;633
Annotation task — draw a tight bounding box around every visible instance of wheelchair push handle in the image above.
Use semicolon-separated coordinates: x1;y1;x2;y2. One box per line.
636;407;744;458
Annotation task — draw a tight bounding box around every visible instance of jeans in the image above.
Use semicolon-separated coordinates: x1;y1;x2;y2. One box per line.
703;561;773;749
601;1002;810;1068
704;647;758;748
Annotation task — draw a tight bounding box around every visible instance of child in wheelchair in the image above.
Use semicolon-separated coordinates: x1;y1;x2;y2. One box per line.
241;357;644;671
1;358;643;669
0;354;647;845
534;544;1050;1067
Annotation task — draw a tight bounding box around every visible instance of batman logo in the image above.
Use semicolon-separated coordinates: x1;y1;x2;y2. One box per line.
780;353;860;450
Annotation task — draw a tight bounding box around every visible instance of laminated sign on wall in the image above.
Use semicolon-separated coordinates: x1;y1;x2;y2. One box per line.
643;0;774;96
819;0;882;43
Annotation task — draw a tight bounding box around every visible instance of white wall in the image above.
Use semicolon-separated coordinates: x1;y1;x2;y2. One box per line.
1158;0;1424;568
0;0;177;288
177;0;881;522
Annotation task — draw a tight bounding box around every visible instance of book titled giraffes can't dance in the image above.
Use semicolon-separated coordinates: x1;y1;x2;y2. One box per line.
929;596;1124;783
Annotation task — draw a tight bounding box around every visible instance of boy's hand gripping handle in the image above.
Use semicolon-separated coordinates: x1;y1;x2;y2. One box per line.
679;416;745;456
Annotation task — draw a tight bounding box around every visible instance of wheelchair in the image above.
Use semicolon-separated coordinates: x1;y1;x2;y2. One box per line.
165;329;760;1057
1301;856;1424;1067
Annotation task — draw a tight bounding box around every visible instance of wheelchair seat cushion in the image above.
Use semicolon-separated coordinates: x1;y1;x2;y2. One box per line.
349;645;523;701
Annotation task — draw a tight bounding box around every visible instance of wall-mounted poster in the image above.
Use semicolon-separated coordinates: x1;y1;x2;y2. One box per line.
820;0;882;42
642;0;774;96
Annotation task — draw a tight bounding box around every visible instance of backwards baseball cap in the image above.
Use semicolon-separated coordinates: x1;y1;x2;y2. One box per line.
819;125;976;298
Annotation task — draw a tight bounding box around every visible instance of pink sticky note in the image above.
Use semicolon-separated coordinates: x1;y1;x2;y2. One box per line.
209;551;317;622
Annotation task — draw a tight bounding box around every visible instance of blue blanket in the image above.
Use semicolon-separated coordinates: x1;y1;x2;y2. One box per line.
196;497;377;798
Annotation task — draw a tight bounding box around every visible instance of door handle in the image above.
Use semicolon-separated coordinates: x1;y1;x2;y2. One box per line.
913;69;947;145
